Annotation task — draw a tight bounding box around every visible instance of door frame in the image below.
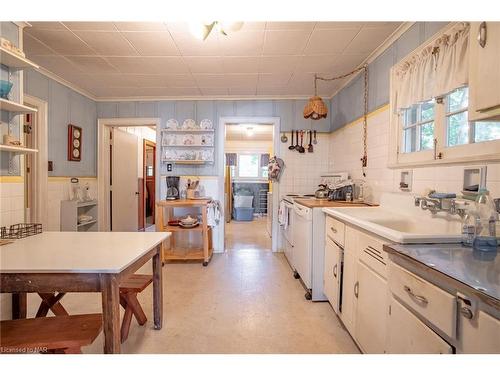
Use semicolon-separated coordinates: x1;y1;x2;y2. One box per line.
217;116;281;253
23;95;48;228
142;138;156;228
97;117;161;231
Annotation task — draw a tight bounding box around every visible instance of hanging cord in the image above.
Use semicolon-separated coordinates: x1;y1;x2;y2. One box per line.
316;64;369;177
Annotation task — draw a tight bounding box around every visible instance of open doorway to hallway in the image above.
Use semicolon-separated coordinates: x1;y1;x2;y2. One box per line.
224;122;274;251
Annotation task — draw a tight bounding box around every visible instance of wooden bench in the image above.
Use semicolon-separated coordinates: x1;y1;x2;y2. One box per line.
119;274;153;343
0;314;102;354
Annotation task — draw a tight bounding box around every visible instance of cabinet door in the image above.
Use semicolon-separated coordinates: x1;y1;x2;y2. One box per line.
323;238;341;313
339;227;358;336
355;261;388;353
387;296;453;354
458;309;500;354
469;22;500;120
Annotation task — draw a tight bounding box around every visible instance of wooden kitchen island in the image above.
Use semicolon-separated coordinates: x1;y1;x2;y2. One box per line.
156;199;213;266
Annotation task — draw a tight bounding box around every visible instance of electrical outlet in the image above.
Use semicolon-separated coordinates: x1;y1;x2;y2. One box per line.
48;161;53;171
167;163;173;172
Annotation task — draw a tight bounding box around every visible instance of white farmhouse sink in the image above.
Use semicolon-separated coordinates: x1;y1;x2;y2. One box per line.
323;200;463;244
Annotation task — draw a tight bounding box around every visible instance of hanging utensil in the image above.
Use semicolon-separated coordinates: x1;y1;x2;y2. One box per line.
288;131;295;150
298;130;305;153
280;132;288;143
294;130;300;151
307;130;313;153
313;130;318;144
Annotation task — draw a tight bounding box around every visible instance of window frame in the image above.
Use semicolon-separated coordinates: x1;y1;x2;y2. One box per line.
233;152;268;181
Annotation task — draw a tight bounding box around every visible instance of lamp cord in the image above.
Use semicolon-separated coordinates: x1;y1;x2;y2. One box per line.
315;64;369;176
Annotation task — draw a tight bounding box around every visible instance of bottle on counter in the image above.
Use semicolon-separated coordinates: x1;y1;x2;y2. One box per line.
472;189;499;252
461;210;476;247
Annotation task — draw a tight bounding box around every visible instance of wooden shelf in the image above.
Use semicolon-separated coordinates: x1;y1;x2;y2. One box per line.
0;98;38;113
0;144;38;154
164;225;203;232
77;219;97;227
0;47;39;69
161;159;213;164
162;129;214;133
157;199;211;207
77;200;98;208
163;250;204;261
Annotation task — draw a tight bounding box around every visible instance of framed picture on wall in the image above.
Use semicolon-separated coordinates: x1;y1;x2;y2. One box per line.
68;124;82;161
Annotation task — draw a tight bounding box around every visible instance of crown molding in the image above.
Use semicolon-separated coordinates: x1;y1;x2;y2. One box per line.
13;21;32;29
34;66;98;101
95;94;312;102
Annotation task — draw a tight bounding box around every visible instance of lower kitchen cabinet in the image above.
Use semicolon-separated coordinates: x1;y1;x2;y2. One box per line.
457;309;500;354
387;296;453;354
355;260;388;353
323;237;342;313
339;226;358;336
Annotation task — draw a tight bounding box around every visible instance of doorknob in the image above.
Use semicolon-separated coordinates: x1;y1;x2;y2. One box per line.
135;192;140;195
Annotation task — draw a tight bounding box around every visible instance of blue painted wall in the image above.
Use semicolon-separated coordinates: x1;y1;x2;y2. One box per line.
0;22;21;175
330;22;449;131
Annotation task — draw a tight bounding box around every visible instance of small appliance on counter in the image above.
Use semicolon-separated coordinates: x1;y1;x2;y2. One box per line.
315;184;329;199
328;179;360;201
165;176;180;200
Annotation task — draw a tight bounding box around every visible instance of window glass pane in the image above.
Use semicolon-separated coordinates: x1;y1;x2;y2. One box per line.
406;105;418;126
420;122;434;150
238;154;259;178
474;121;500;143
402;127;417;153
421;101;435;121
447;111;469;146
261;167;268;178
447;87;469;113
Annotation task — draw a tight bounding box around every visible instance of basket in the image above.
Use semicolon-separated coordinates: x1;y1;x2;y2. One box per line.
0;223;42;239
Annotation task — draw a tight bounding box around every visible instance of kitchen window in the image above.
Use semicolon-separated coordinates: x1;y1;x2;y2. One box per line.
231;153;269;180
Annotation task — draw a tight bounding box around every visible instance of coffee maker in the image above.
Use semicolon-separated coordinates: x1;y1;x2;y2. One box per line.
165;176;180;200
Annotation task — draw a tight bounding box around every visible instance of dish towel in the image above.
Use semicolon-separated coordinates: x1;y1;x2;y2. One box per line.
278;200;289;229
207;200;222;227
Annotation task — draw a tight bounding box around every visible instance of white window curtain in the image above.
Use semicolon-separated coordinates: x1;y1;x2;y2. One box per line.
393;23;470;111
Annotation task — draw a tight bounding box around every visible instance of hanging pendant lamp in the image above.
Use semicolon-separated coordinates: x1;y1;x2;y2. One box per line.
303;75;328;120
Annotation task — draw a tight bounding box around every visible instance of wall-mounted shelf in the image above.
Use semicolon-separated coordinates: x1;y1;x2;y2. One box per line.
60;200;98;232
0;98;38;113
77;219;97;228
162;159;213;165
0;47;39;69
162;129;214;133
0;144;38;154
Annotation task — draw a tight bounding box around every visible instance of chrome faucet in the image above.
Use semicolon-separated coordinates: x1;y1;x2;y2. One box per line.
414;191;467;218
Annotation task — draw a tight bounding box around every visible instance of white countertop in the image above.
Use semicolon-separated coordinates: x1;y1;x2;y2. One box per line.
0;231;170;274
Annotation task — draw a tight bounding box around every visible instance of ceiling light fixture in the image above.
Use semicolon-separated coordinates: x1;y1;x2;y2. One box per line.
245;126;254;137
304;65;369;175
189;21;244;41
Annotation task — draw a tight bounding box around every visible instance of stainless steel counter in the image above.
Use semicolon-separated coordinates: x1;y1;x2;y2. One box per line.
384;243;499;310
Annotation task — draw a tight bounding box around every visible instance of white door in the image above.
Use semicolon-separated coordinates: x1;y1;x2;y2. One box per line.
323;238;342;313
387;296;453;354
355;260;388;353
111;128;139;231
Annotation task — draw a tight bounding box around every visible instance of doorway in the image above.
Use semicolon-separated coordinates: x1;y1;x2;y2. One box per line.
218;116;281;253
97;118;161;232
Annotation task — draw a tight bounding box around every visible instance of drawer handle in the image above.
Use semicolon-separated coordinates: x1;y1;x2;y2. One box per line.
478;21;487;48
460;306;473;320
354;281;359;298
404;285;428;305
333;264;338;278
330;226;337;233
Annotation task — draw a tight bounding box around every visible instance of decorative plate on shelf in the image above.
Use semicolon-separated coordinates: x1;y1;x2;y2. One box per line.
200;119;213;129
182;119;197;129
166;119;179;129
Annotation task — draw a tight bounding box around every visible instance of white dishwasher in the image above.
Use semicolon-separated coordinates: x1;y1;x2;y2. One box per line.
293;202;313;299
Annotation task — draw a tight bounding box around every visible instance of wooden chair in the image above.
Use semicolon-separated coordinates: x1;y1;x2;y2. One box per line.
0;314;102;354
119;274;153;343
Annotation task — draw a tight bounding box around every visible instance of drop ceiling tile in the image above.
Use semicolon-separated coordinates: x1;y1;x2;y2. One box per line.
66;74;105;91
121;32;179;56
228;87;257;96
222;57;260;73
343;26;397;54
238;22;266;31
170;33;221;56
25;29;95;55
259;56;300;73
28;22;65;30
305;28;360;54
316;22;366;29
134;87;200;97
84;74;137;87
29;55;85;76
256;86;287;95
184;56;224;73
219;30;264;56
263;30;310;55
126;74;197;87
24;34;55;56
63;22;118;31
200;87;230;96
114;22;168;31
106;57;190;74
194;73;258;88
296;55;341;73
258;73;293;87
64;56;119;74
73;31;138;56
265;22;315;30
330;53;367;73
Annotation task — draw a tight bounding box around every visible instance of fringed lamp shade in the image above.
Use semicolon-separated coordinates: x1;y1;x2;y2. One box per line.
303;96;328;120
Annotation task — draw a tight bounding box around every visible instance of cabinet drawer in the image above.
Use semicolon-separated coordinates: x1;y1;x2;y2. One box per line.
325;215;345;247
357;231;388;279
389;262;456;338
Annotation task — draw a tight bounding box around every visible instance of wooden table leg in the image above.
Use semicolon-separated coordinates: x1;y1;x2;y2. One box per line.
11;292;27;319
100;274;121;354
152;245;163;330
202;205;209;265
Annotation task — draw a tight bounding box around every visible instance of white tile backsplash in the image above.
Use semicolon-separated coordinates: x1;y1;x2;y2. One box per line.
0;182;25;228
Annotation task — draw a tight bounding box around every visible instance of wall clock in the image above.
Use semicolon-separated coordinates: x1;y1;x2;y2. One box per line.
68;124;82;161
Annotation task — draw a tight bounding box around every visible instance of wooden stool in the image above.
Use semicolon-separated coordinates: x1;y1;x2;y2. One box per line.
0;314;102;354
119;274;153;343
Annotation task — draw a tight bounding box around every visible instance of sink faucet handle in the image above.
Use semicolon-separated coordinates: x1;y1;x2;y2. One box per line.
414;197;422;207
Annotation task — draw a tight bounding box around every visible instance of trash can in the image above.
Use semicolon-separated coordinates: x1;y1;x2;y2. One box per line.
233;207;255;221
